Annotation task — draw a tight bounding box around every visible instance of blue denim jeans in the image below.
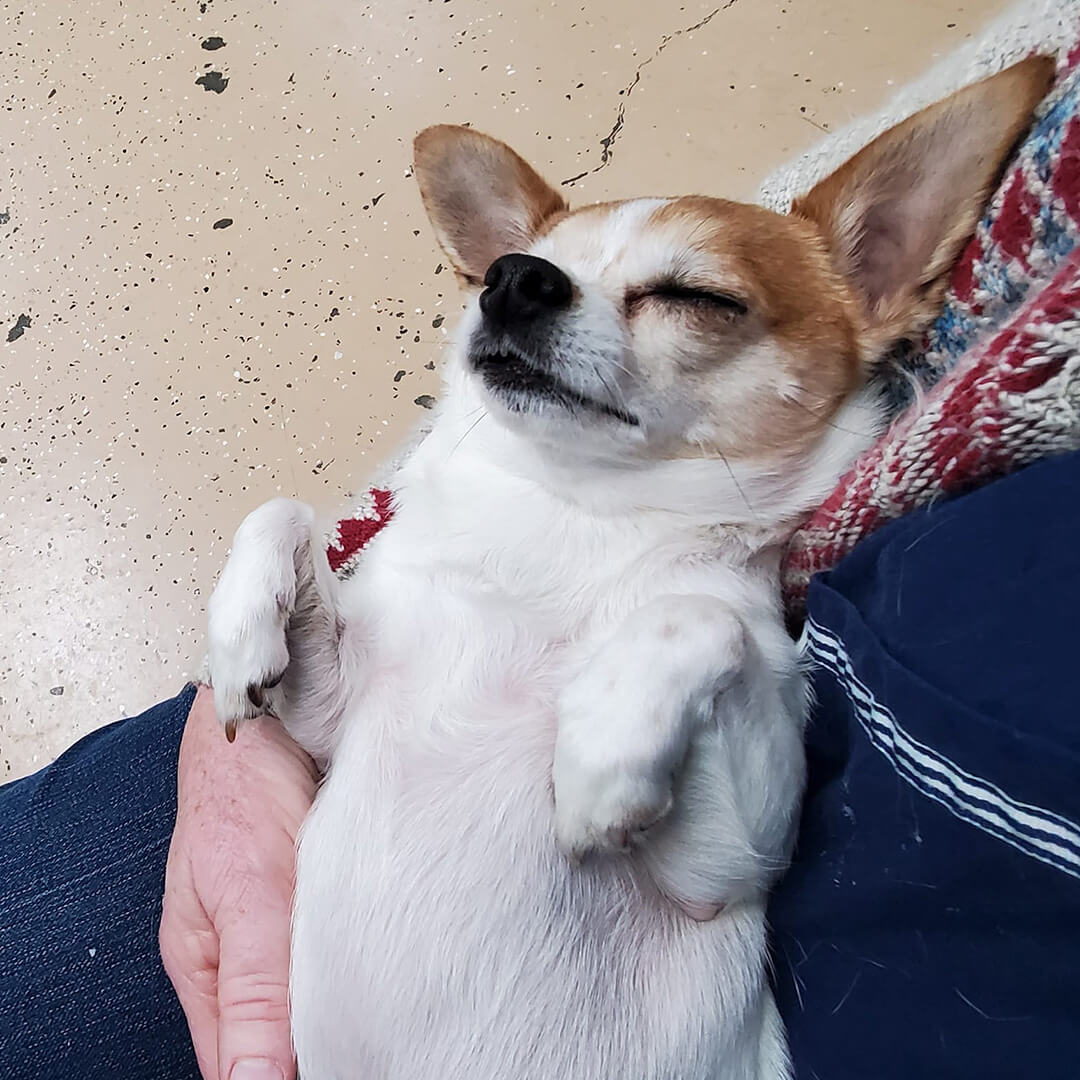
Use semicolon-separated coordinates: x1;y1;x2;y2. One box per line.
0;683;200;1079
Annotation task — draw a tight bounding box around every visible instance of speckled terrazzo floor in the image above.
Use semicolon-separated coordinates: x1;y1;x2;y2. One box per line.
0;0;1007;781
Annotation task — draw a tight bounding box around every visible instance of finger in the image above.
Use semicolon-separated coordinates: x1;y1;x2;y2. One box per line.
160;876;223;1080
215;882;296;1080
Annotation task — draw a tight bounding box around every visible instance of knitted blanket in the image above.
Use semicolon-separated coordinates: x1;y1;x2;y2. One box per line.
326;0;1080;612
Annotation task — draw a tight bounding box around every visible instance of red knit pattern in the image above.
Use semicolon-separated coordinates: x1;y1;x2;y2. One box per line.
326;487;394;575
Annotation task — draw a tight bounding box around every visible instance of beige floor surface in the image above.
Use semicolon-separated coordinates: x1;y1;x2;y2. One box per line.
1;0;1007;780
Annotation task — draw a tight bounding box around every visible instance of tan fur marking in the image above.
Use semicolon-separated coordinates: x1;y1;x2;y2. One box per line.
645;197;865;459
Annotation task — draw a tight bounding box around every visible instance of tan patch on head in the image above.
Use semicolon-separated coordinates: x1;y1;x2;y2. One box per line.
645;197;865;458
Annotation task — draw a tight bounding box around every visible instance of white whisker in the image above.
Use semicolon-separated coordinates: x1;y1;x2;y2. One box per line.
450;409;489;456
590;360;632;416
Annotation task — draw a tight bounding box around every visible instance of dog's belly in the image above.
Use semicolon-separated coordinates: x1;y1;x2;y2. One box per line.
290;587;775;1080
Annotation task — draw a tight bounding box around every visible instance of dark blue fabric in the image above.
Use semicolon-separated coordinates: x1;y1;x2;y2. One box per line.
770;449;1080;1078
0;684;200;1080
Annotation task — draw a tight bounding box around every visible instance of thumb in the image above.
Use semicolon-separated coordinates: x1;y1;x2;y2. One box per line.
214;886;296;1080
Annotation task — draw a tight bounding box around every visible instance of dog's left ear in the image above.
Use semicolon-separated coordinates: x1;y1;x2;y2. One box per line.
413;125;567;285
793;55;1054;355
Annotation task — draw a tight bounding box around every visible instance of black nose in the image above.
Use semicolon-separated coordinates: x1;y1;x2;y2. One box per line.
479;254;573;328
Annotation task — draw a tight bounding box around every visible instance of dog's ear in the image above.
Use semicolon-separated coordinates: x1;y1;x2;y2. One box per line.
793;55;1053;353
413;125;567;285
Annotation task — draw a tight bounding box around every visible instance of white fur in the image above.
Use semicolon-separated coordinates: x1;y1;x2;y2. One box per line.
207;197;880;1079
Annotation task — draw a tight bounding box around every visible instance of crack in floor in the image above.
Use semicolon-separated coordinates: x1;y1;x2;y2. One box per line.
561;0;738;187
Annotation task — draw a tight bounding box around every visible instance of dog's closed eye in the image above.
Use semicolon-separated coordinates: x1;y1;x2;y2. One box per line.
626;283;748;318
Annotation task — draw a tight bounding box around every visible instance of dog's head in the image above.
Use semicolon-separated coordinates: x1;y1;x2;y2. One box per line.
413;58;1050;491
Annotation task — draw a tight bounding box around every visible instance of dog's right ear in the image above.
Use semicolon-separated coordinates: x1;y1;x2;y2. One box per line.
413;125;567;286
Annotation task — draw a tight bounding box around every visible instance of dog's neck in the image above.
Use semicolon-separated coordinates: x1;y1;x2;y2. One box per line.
400;374;881;561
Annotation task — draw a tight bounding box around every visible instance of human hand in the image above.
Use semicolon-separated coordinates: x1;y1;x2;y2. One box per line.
160;684;317;1080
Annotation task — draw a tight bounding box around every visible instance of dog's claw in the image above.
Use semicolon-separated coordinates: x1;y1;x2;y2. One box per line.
224;717;238;743
247;684;264;708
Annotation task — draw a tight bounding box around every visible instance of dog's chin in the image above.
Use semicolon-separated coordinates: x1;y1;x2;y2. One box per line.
470;349;639;428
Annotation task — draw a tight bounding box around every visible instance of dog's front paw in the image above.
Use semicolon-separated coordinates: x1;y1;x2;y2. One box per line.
553;665;682;861
208;587;291;740
553;740;675;862
552;596;744;864
207;498;312;739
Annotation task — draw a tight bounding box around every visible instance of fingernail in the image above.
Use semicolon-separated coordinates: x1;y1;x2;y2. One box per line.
230;1060;284;1080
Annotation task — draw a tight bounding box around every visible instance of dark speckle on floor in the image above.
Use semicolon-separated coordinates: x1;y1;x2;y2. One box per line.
213;217;233;229
414;394;437;409
196;71;229;94
201;36;226;50
7;314;31;342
